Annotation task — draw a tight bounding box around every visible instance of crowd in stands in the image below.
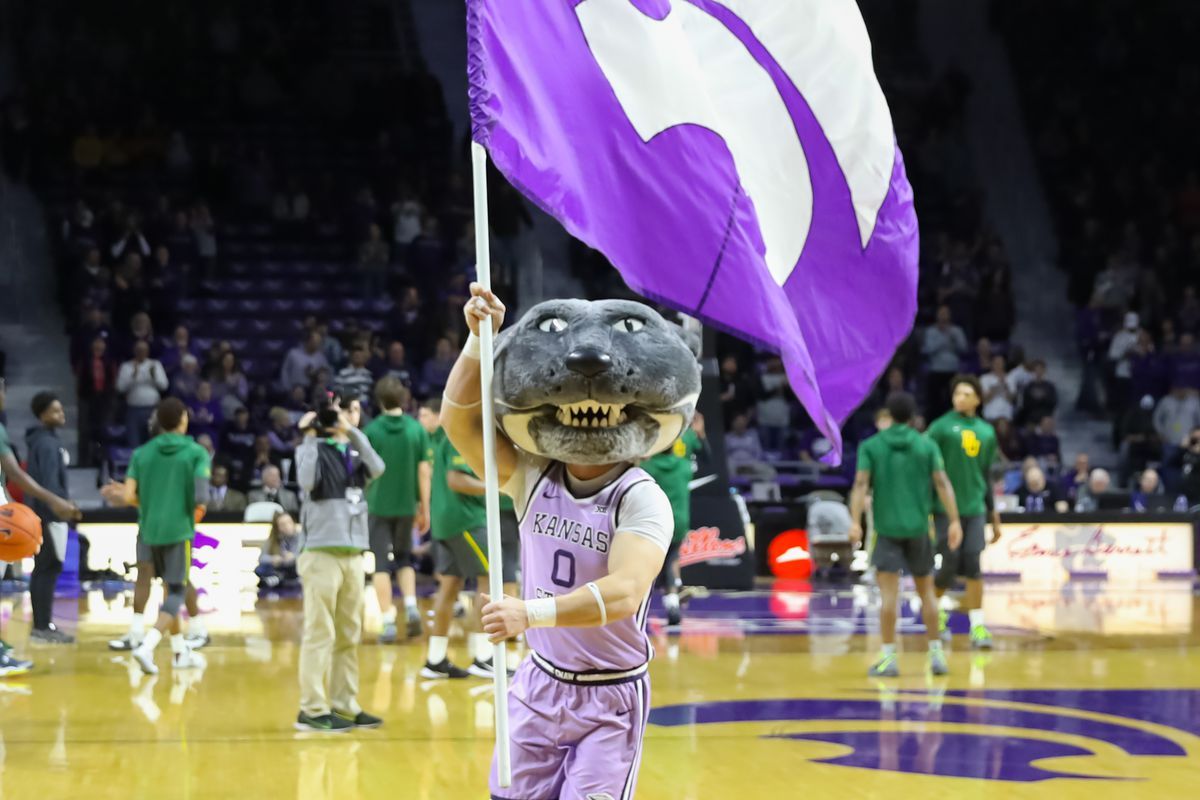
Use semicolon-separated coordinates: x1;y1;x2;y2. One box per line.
2;1;534;504
996;0;1200;506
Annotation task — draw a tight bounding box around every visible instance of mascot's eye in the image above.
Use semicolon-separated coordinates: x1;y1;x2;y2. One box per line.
613;317;645;333
538;317;569;333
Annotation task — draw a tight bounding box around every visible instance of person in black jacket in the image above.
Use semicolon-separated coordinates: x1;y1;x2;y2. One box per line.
26;391;75;643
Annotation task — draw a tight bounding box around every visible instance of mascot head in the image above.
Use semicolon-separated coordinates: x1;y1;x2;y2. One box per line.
494;299;702;465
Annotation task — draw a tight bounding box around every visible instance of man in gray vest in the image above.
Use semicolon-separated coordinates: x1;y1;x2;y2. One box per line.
293;399;385;733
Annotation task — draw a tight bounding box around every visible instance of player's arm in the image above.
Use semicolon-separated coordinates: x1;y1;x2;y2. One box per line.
446;470;486;496
847;469;871;547
441;283;519;487
982;437;1002;543
933;470;964;550
481;533;666;642
415;433;433;533
2;452;81;520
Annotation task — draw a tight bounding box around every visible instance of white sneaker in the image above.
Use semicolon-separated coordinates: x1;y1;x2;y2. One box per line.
173;647;206;670
131;645;159;676
184;633;211;650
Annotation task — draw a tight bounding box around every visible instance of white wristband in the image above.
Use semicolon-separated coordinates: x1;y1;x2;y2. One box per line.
462;333;481;359
525;597;557;628
585;582;607;626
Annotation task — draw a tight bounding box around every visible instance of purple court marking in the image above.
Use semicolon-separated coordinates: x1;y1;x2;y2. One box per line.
942;689;1200;740
768;731;1116;782
648;696;1189;757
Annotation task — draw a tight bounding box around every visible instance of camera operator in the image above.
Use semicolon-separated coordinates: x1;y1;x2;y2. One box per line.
1169;426;1200;508
293;395;385;732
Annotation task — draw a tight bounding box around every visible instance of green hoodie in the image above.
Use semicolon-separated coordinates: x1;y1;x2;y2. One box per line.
127;433;211;545
856;424;944;539
364;413;432;517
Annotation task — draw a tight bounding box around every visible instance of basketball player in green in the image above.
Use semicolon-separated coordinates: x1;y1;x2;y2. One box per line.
925;374;1001;649
640;412;706;628
849;392;961;677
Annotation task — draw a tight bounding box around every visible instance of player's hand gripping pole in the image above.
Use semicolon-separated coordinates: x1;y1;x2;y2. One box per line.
472;141;512;788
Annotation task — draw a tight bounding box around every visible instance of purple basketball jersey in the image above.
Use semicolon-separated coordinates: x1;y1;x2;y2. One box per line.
521;463;655;672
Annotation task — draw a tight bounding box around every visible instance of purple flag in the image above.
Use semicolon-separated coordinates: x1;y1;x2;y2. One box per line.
468;0;919;460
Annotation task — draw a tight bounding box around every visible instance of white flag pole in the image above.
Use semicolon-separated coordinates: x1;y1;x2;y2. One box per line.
471;140;512;788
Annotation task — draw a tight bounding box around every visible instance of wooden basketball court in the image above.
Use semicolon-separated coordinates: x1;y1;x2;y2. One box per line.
1;582;1198;799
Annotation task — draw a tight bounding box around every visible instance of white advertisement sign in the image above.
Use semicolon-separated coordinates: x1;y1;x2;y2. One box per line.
981;520;1194;585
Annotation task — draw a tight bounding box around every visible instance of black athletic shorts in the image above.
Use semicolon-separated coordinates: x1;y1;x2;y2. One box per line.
369;514;414;574
434;529;491;579
870;533;934;577
150;541;191;586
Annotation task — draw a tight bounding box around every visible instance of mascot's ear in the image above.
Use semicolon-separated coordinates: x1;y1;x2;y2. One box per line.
494;326;514;358
673;323;702;360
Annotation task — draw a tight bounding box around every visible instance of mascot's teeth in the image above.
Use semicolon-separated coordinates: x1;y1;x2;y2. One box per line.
556;401;627;429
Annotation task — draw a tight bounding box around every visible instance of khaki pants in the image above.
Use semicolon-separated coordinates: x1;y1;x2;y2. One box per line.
298;550;365;717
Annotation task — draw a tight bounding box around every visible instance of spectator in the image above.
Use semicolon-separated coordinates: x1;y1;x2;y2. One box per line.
315;321;345;371
118;311;156;363
719;354;754;426
111;254;147;333
210;351;249;417
1153;387;1200;454
420;338;457;397
109;212;151;261
1107;311;1140;413
1062;452;1090;502
390;287;429;358
796;428;834;463
76;335;117;466
1178;285;1200;335
1019;360;1058;425
921;305;968;417
725;413;775;479
392;198;423;246
1074;468;1112;512
1130;329;1168;402
1169;333;1200;390
980;355;1015;422
1024;416;1061;469
255;510;300;590
279;331;329;394
187;381;224;443
754;356;790;453
205;464;248;513
1017;466;1066;512
377;341;413;388
1119;395;1162;484
1006;346;1034;402
116;340;168;446
1130;468;1174;512
993;417;1024;462
196;433;216;460
190;203;218;274
171;355;202;402
248;465;300;515
335;347;374;406
267;407;301;459
220;407;257;488
249;434;282;486
25;392;75;644
358;222;390;298
969;337;993;375
160;325;197;375
1168;427;1200;507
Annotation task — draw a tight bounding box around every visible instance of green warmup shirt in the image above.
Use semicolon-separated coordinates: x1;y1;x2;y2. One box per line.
925;411;997;517
364;413;432;517
641;429;703;543
430;429;512;541
127;433;211;545
856;424;944;539
0;422;12;502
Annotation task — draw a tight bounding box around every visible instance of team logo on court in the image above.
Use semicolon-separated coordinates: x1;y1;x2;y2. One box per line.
649;689;1200;783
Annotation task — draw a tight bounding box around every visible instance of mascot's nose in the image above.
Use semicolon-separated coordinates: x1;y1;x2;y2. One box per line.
565;347;612;378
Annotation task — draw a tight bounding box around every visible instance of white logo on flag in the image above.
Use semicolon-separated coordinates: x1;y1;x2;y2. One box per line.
577;0;895;287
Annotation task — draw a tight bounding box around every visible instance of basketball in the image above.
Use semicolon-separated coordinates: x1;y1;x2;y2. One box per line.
0;502;43;562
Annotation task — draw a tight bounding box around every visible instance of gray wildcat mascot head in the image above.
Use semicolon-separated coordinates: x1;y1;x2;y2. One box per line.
494;299;702;465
